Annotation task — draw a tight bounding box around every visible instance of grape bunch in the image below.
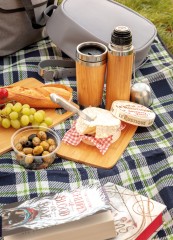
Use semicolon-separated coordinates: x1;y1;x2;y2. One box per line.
0;102;53;129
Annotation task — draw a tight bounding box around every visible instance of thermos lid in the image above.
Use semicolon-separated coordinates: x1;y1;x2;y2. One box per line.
111;100;156;127
130;82;153;107
76;42;107;63
111;26;132;46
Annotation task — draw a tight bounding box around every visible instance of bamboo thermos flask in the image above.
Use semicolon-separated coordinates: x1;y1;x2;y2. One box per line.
106;26;134;110
76;42;107;107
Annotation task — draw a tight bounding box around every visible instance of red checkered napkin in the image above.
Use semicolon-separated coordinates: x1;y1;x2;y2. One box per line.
62;122;113;155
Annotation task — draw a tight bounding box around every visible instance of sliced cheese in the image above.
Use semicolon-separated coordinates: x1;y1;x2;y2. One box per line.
111;100;156;127
76;107;121;138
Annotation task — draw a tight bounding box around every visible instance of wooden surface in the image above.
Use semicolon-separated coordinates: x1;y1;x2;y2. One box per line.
76;62;106;107
57;123;137;169
106;53;133;110
0;78;75;155
1;78;138;168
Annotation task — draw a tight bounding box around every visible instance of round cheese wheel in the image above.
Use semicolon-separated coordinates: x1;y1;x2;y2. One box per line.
111;100;156;127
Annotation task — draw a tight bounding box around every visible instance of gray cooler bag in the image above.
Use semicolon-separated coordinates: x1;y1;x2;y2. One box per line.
45;0;157;69
0;0;55;56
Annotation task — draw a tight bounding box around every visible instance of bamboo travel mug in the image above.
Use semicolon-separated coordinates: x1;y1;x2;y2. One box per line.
106;26;134;110
76;42;107;107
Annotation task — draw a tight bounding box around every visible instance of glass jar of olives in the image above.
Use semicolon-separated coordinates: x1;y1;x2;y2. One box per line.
11;126;60;170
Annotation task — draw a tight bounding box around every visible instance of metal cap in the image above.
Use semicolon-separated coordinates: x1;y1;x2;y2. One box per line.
111;26;132;46
130;82;153;107
76;42;108;63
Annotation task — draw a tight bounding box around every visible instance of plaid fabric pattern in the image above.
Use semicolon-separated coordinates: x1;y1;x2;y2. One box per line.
0;36;173;239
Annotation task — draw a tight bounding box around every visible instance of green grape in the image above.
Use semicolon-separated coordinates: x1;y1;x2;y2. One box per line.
37;110;46;119
11;119;21;129
22;107;31;115
0;100;54;131
34;111;44;123
22;104;30;109
6;103;13;108
4;106;12;115
1;108;7;116
2;118;11;128
29;114;34;123
39;122;48;130
13;102;22;112
20;115;30;126
9;111;18;120
44;117;53;126
30;108;36;115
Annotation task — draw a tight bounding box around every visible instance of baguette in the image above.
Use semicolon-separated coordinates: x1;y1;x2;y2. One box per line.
0;82;73;109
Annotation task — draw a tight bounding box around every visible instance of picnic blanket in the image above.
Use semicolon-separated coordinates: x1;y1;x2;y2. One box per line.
0;36;173;239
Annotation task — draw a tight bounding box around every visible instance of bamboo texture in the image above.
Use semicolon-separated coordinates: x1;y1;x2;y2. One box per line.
106;53;134;110
76;62;106;107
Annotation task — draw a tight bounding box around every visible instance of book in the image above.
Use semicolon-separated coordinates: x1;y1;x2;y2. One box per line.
4;210;116;240
3;183;166;240
104;183;167;240
2;185;116;240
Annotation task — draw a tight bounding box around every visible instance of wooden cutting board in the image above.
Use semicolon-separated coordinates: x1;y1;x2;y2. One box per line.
0;78;75;155
57;123;137;169
1;78;137;169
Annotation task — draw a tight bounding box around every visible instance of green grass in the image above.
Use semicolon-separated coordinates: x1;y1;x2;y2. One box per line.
115;0;173;55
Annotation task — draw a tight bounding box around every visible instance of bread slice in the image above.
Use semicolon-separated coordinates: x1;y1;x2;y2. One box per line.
0;81;73;109
75;107;121;139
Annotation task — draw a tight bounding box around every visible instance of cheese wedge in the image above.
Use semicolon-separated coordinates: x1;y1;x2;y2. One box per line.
76;107;121;139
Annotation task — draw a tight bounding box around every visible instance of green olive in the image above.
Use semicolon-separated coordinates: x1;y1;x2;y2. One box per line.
15;142;23;151
40;141;50;151
37;131;47;141
18;136;28;145
16;152;25;161
32;137;41;146
33;145;44;156
42;151;53;163
49;145;56;153
23;147;33;155
47;138;56;146
25;154;34;164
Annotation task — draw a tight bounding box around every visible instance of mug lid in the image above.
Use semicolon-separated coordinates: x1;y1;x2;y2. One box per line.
111;100;156;127
76;42;107;63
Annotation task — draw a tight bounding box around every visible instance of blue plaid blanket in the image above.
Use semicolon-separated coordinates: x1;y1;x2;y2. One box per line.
0;36;173;239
